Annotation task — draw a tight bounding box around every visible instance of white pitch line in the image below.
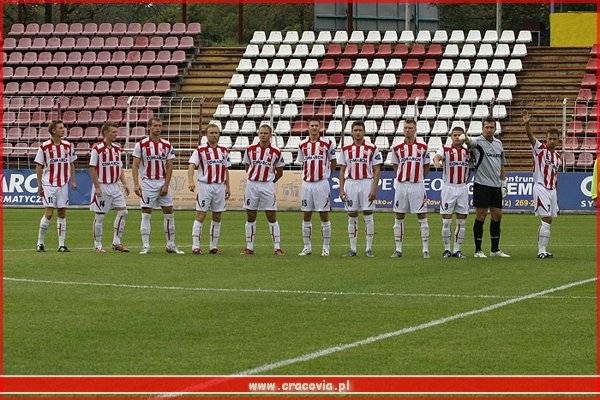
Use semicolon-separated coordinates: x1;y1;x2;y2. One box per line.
3;277;596;300
2;243;596;252
235;277;597;376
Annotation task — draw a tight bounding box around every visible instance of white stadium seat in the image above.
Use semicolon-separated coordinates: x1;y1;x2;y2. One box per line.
239;88;256;102
274;89;289;102
378;120;396;135
230;73;245;88
387;59;403;71
245;74;262;88
230;103;247;118
467;120;483;135
444;88;461;103
247;103;265;118
466;73;483;88
455;104;472;119
259;44;276;57
415;30;431;43
431;120;449;136
332;30;348;44
477;43;494;58
299;31;315;44
250;31;266;44
462;88;479;103
427;88;443;103
432;73;448;88
382;30;398;43
460;44;476;58
478;88;495;103
494;43;510;58
308;44;324;58
286;58;302;72
438;104;454;119
268;58;284;72
315;31;332;44
449;73;465;88
432;30;448;43
454;59;472;72
223;120;240;135
492;104;507;119
266;31;283;44
438;59;454;72
365;30;381;43
516;30;532;43
283;31;299;44
237;58;252;72
443;44;460;57
399;30;415;43
472;58;488;73
483;73;500;88
364;73;380;87
465;30;482;43
348;31;364;44
449;30;465;44
213;104;230;118
497;89;513;103
500;73;517;88
240;120;257;135
371;58;386;72
489;59;506;73
368;104;385;119
222;89;238;102
303;58;319;72
512;43;527;57
507;59;522;72
473;104;490;119
385;105;403;119
276;44;292;58
499;30;516;44
482;30;498;43
254;88;271;102
293;44;310;58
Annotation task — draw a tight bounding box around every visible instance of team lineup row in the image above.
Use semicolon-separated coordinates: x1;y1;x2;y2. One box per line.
33;111;561;259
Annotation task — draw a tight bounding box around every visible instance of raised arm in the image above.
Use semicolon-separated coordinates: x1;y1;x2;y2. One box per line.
522;110;536;146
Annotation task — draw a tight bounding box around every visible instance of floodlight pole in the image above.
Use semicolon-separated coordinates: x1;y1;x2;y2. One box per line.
404;3;410;31
346;0;353;33
496;1;502;34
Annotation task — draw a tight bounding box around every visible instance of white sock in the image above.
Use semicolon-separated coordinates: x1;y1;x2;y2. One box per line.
364;214;374;251
419;218;430;253
393;218;404;252
192;220;203;249
538;221;551;254
93;213;105;248
113;209;127;246
140;213;151;248
302;221;312;250
245;221;256;251
453;219;466;253
210;221;221;250
321;221;331;251
37;216;50;245
163;213;175;247
348;216;358;252
269;221;281;250
57;217;67;247
442;218;452;251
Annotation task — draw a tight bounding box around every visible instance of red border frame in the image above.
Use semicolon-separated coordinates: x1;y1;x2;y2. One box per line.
1;0;598;397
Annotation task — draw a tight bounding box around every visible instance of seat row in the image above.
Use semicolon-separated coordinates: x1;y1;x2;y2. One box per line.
9;22;201;37
249;30;533;45
214;103;508;120
4;109;155;126
4;50;187;66
4;80;172;96
5;65;178;81
567;121;598;136
220;87;512;104
3;36;194;52
4;96;161;111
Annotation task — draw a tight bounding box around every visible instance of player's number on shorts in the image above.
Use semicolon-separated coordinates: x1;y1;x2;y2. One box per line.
346;199;353;207
246;198;251;206
201;199;206;208
47;196;55;204
302;199;307;207
99;200;105;208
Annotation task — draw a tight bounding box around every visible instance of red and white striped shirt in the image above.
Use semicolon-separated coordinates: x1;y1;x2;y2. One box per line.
337;143;383;180
391;141;430;183
188;144;231;184
532;139;561;190
436;145;470;185
297;137;337;182
89;141;123;184
34;139;77;187
243;144;285;182
132;137;176;181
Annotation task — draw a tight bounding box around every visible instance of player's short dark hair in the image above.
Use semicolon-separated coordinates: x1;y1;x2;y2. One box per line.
351;121;365;130
205;123;221;133
100;122;117;136
48;120;64;135
258;123;272;133
307;118;321;125
148;117;162;126
547;128;560;137
451;126;465;134
404;119;416;126
483;117;496;126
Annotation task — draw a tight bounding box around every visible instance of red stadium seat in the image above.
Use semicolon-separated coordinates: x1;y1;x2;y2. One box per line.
95;81;110;95
22;126;38;139
163;36;179;49
92;110;107;124
74;37;90;50
126;51;141;64
328;73;345;87
24;23;40;36
376;44;392;56
398;73;414;86
576;152;594;168
325;44;342;57
138;109;154;122
125;80;141;94
130;127;146;139
16;37;32;51
9;23;25;36
133;65;148;78
21;81;36;94
6;127;21;141
306;89;322;101
109;80;125;94
80;81;95;95
170;50;185;63
415;73;431;87
38;97;54;110
115;96;129;109
421;59;438;72
581;137;597;150
337;58;352;71
585;121;598;136
586;58;597;71
68;127;84;141
341;88;356;101
393;44;409;56
4;111;17;125
67;51;82;65
54;23;68;35
320;58;335;70
71;66;86;79
404;58;420;71
392;89;408;102
155;80;171;93
119;36;134;49
179;36;194;49
112;23;126;36
87;65;102;79
142;22;156;35
88;37;104;50
427;44;443;57
7;52;23;65
563;136;579;151
51;51;67;65
591;44;598;55
111;51;126;64
577;89;593;102
99;96;116;110
568;121;584;135
63;81;80;95
141;50;156;64
581;73;596;87
13;66;28;79
3;37;16;50
68;23;83;35
43;66;59;79
375;88;391;102
103;65;118;79
5;82;19;95
186;22;201;35
108;110;123;123
359;44;375;57
410;44;426;56
48;81;64;95
292;121;308;135
39;23;53;36
149;36;164;49
4;66;13;79
31;37;46;50
60;37;75;50
574;103;588;119
147;96;161;109
172;23;186;35
118;65;134;79
157;23;171;35
83;23;97;35
343;44;358;57
104;37;119;50
80;51;96;65
316;104;333;116
323;89;339;100
84;96;100;110
163;65;178;79
134;36;150;49
69;97;85;110
62;110;77;124
126;23;142;35
83;126;99;140
56;96;70;110
409;89;426;101
300;104;315;116
356;88;374;101
16;111;31;124
30;111;46;125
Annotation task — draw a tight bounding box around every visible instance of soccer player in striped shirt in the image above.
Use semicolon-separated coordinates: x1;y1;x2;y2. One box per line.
433;126;470;258
522;110;562;258
338;121;383;257
132;117;184;254
241;124;286;256
89;123;131;253
35;120;77;252
296;119;337;257
390;119;431;258
187;123;231;255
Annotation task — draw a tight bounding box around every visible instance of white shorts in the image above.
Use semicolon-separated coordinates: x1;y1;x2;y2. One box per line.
140;179;173;209
344;179;375;212
533;184;558;218
90;183;127;213
440;184;469;215
196;182;226;212
244;181;277;211
393;181;428;214
301;180;331;212
42;184;69;208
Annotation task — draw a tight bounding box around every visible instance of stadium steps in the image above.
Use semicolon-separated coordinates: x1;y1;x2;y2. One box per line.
502;46;591;171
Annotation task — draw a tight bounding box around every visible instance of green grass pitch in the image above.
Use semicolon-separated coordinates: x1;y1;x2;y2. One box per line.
3;208;596;375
